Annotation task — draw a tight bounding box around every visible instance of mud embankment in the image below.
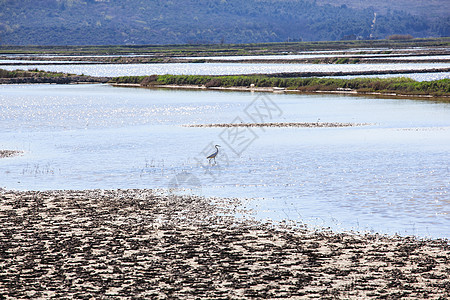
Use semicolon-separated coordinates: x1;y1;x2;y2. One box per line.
0;75;111;84
186;122;370;128
0;150;23;158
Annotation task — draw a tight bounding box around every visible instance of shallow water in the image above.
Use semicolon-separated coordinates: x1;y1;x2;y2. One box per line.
183;54;450;61
181;54;396;60
331;72;450;81
3;62;449;79
1;84;449;238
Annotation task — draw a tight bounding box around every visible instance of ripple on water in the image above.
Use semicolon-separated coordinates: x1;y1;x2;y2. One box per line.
0;84;449;238
2;62;450;79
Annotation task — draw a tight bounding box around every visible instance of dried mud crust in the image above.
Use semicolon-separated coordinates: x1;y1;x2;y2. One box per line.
0;189;449;299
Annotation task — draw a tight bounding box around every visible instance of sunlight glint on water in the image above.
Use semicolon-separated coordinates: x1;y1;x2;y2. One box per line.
1;84;449;238
2;62;450;80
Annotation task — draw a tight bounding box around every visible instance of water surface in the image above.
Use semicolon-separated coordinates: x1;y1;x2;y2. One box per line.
1;84;449;238
331;72;450;81
3;62;449;78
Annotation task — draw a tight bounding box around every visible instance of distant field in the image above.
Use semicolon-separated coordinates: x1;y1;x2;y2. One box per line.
314;0;449;18
0;38;449;56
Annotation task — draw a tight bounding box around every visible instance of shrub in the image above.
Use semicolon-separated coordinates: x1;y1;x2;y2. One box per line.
205;78;222;87
140;75;158;86
388;34;414;40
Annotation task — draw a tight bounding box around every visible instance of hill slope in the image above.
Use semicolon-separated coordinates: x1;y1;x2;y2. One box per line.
0;0;448;45
314;0;449;19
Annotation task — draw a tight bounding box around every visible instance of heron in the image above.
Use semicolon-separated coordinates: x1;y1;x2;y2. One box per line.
207;145;221;164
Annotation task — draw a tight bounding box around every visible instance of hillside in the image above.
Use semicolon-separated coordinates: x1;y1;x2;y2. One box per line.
314;0;449;19
0;0;448;45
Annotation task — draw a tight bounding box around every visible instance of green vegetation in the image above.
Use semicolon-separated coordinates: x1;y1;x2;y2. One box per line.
112;76;147;84
0;0;447;45
334;58;360;64
0;68;67;78
2;67;448;97
109;75;450;97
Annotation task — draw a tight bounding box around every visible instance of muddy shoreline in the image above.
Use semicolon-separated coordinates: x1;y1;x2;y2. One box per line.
114;83;449;99
186;122;370;128
0;150;23;158
0;189;449;298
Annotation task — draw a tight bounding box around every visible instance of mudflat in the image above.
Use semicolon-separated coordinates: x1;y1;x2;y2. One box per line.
186;122;369;128
0;189;448;298
0;150;22;159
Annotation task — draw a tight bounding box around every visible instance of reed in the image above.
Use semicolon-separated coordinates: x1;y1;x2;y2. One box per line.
109;74;450;96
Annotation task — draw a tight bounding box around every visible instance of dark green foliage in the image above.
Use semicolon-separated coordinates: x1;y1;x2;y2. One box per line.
155;75;213;86
110;74;450;96
0;0;447;45
112;76;147;84
335;58;349;64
